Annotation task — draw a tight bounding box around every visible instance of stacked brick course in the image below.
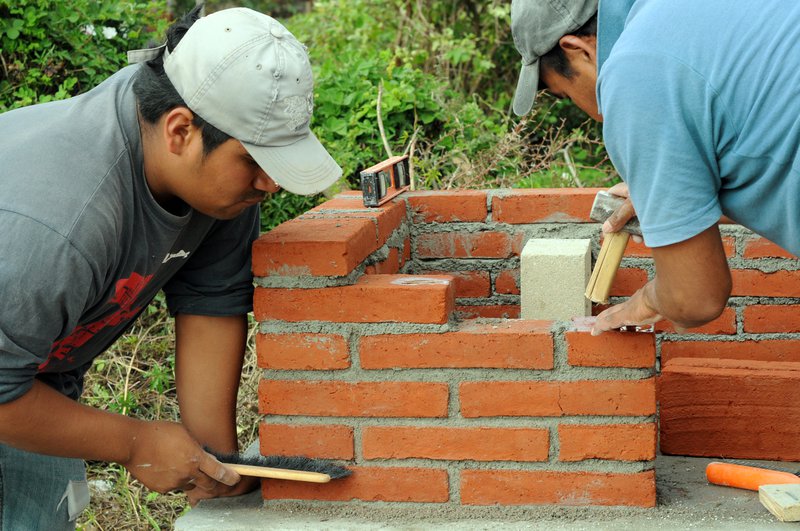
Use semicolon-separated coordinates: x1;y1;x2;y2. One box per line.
252;188;800;509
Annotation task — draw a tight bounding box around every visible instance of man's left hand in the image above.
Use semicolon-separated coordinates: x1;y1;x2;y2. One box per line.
592;282;662;336
187;475;260;506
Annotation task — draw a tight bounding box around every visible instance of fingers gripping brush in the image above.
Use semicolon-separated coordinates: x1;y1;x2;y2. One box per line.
209;449;352;483
585;191;643;304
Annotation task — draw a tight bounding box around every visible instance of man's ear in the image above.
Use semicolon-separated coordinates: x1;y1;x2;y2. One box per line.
558;34;597;65
162;107;199;155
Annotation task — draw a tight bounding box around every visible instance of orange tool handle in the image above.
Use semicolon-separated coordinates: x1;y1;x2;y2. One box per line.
706;462;800;491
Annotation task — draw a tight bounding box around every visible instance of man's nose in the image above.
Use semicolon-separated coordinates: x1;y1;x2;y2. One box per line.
254;171;281;193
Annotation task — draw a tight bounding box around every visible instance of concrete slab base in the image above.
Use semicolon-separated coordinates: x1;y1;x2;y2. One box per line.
176;454;790;530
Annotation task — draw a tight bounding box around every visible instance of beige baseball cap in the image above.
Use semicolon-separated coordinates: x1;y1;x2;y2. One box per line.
133;8;342;195
511;0;598;116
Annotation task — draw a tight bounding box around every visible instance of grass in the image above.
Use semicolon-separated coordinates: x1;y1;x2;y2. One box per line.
76;297;262;530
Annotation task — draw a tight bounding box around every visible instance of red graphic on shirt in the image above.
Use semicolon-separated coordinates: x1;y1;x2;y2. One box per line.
39;272;154;371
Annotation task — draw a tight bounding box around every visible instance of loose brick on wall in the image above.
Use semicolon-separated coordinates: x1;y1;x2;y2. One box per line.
659;358;800;460
661;339;800;364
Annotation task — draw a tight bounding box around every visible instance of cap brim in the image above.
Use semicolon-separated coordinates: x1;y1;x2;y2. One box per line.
512;61;540;116
243;131;343;196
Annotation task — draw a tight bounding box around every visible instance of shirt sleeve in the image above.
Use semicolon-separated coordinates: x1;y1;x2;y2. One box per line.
163;205;260;317
598;51;726;247
0;212;95;404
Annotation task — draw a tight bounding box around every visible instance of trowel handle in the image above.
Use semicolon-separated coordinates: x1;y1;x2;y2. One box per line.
585;231;630;304
706;462;800;491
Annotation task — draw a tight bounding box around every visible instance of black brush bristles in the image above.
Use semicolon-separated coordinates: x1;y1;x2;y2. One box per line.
208;449;352;479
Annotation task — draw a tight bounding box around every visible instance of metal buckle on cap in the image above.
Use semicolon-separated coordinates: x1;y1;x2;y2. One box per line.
126;42;167;64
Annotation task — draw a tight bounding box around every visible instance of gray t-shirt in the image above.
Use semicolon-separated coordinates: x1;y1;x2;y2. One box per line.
0;65;259;402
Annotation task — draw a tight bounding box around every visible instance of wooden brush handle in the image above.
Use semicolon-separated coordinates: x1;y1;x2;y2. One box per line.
707;462;800;491
227;463;331;483
585;231;630;304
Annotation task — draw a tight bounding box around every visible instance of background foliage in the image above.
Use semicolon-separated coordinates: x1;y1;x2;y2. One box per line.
1;0;616;528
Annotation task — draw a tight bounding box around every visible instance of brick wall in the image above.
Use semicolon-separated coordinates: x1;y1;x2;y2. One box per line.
252;188;799;509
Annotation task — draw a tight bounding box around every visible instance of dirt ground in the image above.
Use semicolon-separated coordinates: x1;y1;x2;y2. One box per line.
176;454;792;530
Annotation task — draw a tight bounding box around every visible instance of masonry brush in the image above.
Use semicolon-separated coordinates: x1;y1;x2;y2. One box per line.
209;449;352;483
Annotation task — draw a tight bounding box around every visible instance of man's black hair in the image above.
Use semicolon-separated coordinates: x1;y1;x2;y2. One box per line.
133;4;232;155
539;14;598;87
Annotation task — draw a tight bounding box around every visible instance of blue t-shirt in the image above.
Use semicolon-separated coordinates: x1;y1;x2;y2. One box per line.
597;0;800;252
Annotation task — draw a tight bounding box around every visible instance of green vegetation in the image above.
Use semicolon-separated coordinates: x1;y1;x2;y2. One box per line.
0;0;618;528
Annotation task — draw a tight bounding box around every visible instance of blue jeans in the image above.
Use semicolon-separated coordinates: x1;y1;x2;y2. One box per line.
0;443;88;531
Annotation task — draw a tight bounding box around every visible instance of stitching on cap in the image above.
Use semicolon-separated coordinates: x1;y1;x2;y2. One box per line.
188;33;271;107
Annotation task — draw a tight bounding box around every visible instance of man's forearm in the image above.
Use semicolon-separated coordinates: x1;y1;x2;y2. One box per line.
0;380;142;462
174;314;248;454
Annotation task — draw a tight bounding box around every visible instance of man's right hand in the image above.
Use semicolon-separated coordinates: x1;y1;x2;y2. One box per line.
602;182;642;243
121;420;240;494
0;382;240;496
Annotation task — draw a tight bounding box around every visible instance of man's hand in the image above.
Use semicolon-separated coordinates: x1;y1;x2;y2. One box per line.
592;281;662;335
121;420;240;494
592;224;731;335
186;475;260;506
602;182;642;243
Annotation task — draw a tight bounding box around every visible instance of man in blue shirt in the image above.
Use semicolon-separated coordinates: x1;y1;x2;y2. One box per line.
511;0;800;334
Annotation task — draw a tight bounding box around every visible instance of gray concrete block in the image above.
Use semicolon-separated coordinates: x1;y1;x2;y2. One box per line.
520;238;591;320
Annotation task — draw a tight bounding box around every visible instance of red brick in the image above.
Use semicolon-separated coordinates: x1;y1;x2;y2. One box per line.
307;196;407;248
263;466;449;502
460;379;656;417
363;426;549;461
360;320;553;369
659;358;800;460
416;231;514;259
259;380;448;417
495;269;520;295
608;268;648;297
455;305;520;319
744;305;800;333
624;236;735;258
558;424;656;461
655;308;737;335
461;470;655;507
259;423;354;459
401;238;411;267
408;191;488;222
491;188;601;224
365;247;400;275
661;339;800;364
566;329;654;368
254;274;455;324
252;217;376;277
743;236;796;259
416;270;490;298
256;333;349;370
731;270;800;297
